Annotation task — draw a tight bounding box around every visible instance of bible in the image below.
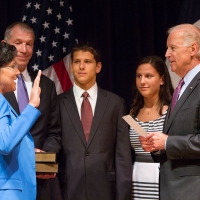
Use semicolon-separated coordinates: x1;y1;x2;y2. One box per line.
36;163;58;173
35;152;56;162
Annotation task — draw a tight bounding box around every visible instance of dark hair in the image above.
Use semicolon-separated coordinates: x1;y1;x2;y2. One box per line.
0;42;17;67
71;41;101;63
4;22;35;41
130;55;174;116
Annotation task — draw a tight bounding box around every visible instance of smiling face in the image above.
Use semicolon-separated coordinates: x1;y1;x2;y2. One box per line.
71;50;102;90
165;30;194;77
136;63;164;99
0;60;20;94
6;25;34;72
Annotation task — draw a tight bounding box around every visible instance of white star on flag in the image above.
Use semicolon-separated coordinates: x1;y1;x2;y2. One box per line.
57;13;62;20
69;6;72;12
35;49;42;57
26;2;31;8
66;18;73;25
63;32;69;39
32;63;39;71
62;47;66;53
52;41;57;47
54;27;60;34
34;3;40;10
30;17;37;24
22;16;27;22
60;1;64;7
39;35;46;43
43;21;49;29
46;7;53;15
48;55;54;61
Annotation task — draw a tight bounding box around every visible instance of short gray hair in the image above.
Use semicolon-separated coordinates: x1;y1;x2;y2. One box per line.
167;24;200;59
4;22;35;41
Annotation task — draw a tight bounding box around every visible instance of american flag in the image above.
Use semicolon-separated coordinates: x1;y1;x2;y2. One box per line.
21;0;77;94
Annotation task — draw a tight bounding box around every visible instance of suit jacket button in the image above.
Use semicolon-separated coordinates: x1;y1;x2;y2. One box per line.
85;152;90;156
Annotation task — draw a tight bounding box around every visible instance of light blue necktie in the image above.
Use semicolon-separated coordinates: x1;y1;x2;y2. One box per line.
17;74;29;113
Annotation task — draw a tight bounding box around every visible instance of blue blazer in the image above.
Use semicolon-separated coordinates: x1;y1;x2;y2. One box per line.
0;94;40;200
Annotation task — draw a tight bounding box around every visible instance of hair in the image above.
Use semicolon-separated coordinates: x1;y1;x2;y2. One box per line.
4;22;35;41
167;24;200;59
71;41;101;63
0;42;17;67
130;55;174;117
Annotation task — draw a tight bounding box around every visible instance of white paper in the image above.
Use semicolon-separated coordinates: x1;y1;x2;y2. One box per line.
122;115;147;137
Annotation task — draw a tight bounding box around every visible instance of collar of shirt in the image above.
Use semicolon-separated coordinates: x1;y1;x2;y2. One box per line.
179;64;200;98
73;82;98;117
21;67;32;82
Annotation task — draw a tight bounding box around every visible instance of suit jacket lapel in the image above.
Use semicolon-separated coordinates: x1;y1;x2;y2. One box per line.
63;89;87;146
165;72;200;133
164;107;170;132
87;87;108;147
4;92;20;114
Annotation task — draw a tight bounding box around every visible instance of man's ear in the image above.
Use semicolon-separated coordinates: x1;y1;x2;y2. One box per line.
1;40;6;43
190;43;198;56
96;62;102;74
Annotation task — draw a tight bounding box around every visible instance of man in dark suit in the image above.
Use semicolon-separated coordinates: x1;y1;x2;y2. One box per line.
3;22;62;200
58;42;132;200
140;24;200;200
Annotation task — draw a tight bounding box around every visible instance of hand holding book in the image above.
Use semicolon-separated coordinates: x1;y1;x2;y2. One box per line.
35;151;58;176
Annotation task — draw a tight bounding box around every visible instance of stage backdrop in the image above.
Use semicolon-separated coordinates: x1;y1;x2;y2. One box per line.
0;0;191;110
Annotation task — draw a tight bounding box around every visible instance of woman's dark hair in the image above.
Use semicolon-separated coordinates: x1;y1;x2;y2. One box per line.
71;41;101;63
130;55;174;116
0;42;17;67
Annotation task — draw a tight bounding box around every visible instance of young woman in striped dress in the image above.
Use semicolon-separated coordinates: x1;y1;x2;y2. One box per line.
129;56;173;199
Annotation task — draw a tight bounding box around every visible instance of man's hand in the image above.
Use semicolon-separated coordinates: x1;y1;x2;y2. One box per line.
140;132;168;152
36;173;56;179
35;148;44;153
139;136;157;152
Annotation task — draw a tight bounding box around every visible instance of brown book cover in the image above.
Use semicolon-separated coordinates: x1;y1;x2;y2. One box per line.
36;163;58;173
35;152;56;162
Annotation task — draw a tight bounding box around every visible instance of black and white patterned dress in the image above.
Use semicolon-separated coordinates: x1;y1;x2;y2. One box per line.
129;111;167;200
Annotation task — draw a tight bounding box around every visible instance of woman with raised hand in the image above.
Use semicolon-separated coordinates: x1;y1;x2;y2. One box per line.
0;42;42;199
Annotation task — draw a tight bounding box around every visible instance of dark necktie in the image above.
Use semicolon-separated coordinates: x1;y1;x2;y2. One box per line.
17;73;29;113
81;91;93;142
170;78;185;112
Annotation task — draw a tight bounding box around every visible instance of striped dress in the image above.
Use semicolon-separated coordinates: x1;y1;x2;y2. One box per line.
129;111;167;200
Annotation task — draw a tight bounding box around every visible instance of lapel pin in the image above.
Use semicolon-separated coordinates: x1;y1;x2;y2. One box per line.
190;87;193;89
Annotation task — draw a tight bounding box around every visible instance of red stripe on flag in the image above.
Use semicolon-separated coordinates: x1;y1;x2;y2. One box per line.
53;59;72;92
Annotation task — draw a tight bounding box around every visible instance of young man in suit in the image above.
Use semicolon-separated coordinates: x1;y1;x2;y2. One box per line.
3;22;62;200
140;24;200;200
58;42;132;200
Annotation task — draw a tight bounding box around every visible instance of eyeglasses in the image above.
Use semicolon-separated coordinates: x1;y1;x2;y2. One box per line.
5;64;18;71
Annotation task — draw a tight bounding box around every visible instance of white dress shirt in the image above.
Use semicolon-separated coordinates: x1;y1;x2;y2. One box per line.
73;82;98;118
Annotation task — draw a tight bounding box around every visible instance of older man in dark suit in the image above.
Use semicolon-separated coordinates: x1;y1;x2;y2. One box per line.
3;22;62;200
58;42;132;200
140;24;200;200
